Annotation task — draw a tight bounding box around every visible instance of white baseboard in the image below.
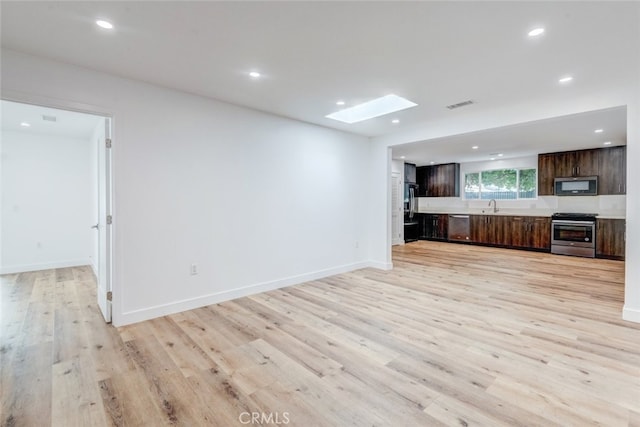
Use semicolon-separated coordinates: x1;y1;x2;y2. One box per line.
622;305;640;323
367;260;393;270
0;259;90;275
115;261;372;326
90;260;98;279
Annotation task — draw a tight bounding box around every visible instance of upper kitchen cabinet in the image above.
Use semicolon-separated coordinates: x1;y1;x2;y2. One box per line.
538;146;626;196
554;148;599;178
598;146;626;195
537;153;556;196
404;163;417;183
416;163;460;197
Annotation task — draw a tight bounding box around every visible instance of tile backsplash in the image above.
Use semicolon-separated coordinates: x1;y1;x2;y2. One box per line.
417;195;626;217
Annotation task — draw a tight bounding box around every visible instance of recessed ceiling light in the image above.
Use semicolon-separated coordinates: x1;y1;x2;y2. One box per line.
336;100;345;106
391;119;400;124
559;76;573;84
528;27;545;37
497;153;504;157
400;156;406;159
430;161;435;165
490;158;496;161
603;141;612;145
326;94;417;124
472;146;479;150
594;129;604;133
249;71;261;78
20;122;31;127
96;20;113;29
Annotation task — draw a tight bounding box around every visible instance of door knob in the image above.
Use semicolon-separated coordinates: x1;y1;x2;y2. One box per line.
91;224;99;229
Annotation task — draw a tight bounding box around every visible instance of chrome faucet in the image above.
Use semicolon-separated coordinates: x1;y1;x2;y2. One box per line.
488;199;499;213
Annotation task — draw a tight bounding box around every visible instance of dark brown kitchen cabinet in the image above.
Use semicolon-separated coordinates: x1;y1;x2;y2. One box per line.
538;148;604;196
509;217;528;248
420;214;448;240
596;218;625;260
598;146;626;195
471;215;508;246
404;162;417;183
554;149;599;178
509;216;551;250
416;163;460;197
529;217;551;249
416;167;427;196
537;153;556;196
470;215;485;243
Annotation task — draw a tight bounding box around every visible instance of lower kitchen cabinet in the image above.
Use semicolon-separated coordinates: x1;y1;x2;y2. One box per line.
509;216;550;250
530;217;551;250
471;215;508;246
420;214;448;240
404;221;420;243
596;218;625;259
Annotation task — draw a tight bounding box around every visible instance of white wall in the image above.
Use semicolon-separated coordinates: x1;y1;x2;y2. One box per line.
460;156;537;174
624;92;640;322
0;49;371;326
1;130;92;273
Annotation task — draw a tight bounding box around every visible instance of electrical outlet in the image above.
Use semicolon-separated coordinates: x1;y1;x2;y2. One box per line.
355;241;359;249
190;263;198;275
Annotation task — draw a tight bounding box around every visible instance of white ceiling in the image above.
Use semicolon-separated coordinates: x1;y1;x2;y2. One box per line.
393;106;627;166
1;2;638;153
1;100;104;139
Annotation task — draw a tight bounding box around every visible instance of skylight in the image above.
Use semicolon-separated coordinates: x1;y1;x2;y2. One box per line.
325;94;417;124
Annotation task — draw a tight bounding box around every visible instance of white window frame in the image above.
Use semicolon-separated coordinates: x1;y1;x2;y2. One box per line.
463;167;538;200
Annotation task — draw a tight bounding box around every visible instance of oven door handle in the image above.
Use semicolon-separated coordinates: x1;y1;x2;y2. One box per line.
552;220;595;225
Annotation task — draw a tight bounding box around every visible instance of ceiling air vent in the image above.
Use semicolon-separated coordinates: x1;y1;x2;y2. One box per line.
446;100;474;110
42;115;57;122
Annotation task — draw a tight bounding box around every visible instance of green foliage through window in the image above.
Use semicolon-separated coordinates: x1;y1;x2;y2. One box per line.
464;168;537;200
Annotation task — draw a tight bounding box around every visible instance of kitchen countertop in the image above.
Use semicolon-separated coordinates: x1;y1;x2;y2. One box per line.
417;209;625;219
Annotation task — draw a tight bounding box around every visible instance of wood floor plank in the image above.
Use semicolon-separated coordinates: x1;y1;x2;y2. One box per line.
424;394;518;427
2;241;639;426
1;342;53;427
51;354;108;427
487;374;632;427
97;369;169;427
145;316;218;378
55;267;75;283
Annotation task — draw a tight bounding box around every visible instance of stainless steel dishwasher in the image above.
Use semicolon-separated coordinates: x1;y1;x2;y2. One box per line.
448;215;470;241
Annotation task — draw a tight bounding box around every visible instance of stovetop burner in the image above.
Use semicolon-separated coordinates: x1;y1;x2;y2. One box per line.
552;212;598;221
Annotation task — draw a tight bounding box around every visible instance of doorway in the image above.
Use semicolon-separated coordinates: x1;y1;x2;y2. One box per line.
0;100;113;322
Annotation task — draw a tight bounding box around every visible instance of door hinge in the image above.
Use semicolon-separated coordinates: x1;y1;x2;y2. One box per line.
106;138;112;148
106;215;113;225
106;291;113;301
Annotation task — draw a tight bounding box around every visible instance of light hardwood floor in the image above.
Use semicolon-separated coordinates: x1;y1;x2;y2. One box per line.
2;241;639;426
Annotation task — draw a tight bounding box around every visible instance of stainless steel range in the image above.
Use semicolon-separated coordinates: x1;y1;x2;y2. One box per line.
551;213;597;257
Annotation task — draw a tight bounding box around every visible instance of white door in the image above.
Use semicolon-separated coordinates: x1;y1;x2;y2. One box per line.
391;172;403;245
96;118;112;322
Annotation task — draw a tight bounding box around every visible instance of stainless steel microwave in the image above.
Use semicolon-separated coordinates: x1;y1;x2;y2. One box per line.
554;176;598;196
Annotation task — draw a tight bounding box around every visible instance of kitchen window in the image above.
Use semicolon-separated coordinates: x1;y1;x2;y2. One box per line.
464;168;537;200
